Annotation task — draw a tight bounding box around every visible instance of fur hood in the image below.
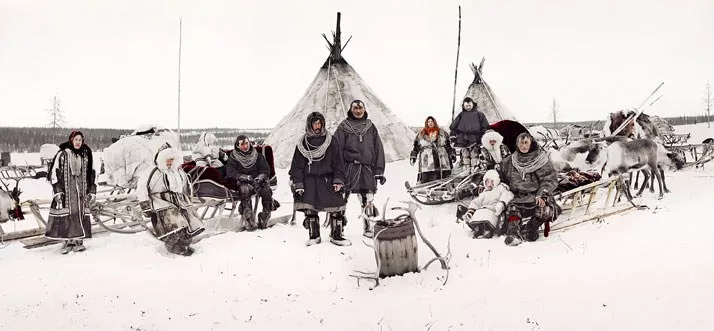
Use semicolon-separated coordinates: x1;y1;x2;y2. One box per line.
482;169;501;186
481;130;506;163
154;146;183;171
481;130;504;147
198;132;218;146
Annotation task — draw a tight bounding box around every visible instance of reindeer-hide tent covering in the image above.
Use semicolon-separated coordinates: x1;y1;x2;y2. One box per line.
462;59;518;124
264;13;414;169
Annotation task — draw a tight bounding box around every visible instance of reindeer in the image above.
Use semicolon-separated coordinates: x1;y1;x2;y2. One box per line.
604;110;666;190
588;135;684;195
586;139;683;208
548;138;607;172
0;178;23;223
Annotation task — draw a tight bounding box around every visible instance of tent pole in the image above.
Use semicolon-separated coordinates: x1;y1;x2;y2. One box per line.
451;5;462;122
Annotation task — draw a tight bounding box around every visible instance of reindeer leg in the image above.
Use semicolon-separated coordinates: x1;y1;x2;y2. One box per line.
620;175;647;210
635;170;649;197
659;166;670;193
632;172;639;190
653;164;665;199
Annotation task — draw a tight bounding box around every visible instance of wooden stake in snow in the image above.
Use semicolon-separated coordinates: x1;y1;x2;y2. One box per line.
177;17;183;146
451;5;462;122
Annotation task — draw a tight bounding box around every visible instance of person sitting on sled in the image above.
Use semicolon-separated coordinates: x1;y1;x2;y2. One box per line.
409;116;456;184
499;132;561;246
191;132;225;168
466;129;513;196
224;135;277;231
462;169;514;239
138;143;205;256
478;130;511;172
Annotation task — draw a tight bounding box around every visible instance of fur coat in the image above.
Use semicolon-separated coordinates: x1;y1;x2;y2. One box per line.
45;142;96;240
467;170;514;228
137;147;204;240
192;132;223;167
410;127;454;175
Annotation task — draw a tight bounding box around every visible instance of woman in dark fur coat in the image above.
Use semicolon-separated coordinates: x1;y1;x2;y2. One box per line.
46;130;97;254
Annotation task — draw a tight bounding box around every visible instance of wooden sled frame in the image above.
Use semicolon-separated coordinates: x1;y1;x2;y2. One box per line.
405;169;475;205
665;143;714;168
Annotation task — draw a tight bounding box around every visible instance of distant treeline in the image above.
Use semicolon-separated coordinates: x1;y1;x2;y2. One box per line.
0;127;269;153
2;116;711;153
526;115;713;130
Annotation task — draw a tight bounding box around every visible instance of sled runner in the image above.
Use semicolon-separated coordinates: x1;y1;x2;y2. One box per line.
405;119;529;205
3;144;289;249
180;145;281;223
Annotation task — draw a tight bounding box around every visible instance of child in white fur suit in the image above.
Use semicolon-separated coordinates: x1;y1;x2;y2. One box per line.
192;132;225;168
463;169;514;238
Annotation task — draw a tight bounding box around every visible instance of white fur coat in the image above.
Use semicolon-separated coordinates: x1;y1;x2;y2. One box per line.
467;170;514;227
192;132;222;167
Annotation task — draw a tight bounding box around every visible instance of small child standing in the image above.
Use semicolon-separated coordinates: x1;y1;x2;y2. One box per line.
463;169;514;238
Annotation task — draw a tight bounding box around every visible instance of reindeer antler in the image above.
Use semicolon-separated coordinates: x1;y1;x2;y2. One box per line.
10;178;22;202
392;201;448;272
538;131;559;150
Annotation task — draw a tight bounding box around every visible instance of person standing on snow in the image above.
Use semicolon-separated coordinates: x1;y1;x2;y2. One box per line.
45;130;97;254
289;112;350;246
333;99;386;238
449;97;490;172
409;116;456;184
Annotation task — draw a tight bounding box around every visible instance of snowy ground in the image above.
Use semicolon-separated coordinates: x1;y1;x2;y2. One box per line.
670;122;714;144
2;128;714;330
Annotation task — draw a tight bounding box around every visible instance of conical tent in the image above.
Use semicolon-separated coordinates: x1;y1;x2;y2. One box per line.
264;12;414;169
461;58;517;123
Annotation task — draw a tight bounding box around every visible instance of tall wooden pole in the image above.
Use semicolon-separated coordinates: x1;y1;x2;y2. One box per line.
451;5;462;121
177;17;183;147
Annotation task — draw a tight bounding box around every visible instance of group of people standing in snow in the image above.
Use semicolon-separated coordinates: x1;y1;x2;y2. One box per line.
44;96;559;256
288;99;386;246
409;97;560;246
44;98;387;255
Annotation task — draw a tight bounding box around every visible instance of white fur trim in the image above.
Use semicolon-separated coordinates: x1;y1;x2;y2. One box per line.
155;148;182;171
481;130;504;147
482;131;505;164
482;169;500;186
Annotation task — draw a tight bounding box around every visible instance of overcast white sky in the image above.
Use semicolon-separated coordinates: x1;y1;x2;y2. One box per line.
1;0;713;129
